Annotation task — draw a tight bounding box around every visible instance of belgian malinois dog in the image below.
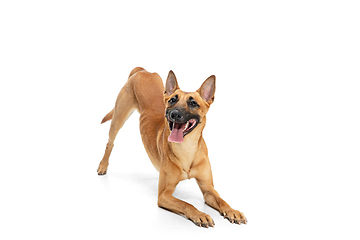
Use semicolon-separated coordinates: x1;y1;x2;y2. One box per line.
97;67;247;227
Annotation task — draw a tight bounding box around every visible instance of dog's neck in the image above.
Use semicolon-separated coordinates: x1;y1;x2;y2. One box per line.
168;120;206;174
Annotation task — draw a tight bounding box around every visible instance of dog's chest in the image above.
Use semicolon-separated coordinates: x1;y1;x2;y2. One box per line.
172;140;199;177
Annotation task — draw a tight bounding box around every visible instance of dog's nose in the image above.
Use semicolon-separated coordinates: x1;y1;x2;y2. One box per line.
169;110;184;122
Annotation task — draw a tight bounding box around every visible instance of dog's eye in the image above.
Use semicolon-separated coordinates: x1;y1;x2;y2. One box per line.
189;100;199;107
168;95;178;104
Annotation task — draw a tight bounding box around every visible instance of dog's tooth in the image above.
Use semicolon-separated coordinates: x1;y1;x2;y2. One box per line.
183;121;189;131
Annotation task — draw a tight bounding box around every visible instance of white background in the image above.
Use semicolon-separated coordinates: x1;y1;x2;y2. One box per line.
1;0;359;239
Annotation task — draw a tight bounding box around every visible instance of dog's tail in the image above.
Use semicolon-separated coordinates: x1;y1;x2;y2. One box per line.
101;109;114;124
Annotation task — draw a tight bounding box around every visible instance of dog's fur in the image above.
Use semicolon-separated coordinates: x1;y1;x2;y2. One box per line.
97;67;247;227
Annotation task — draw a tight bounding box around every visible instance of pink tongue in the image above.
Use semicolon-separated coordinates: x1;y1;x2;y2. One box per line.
168;122;186;143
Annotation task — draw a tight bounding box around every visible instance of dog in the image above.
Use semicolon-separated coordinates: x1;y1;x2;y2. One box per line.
97;67;247;227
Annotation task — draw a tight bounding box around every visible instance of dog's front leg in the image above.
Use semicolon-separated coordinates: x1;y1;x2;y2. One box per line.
197;180;247;224
194;162;247;225
157;169;215;227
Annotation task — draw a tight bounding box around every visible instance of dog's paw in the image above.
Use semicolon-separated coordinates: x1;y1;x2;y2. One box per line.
190;212;215;228
97;165;107;175
221;208;247;225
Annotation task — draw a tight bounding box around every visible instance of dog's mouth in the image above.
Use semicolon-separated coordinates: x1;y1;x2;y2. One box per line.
167;118;199;143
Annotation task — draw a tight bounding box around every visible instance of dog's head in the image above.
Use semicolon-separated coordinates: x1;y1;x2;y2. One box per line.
164;70;216;143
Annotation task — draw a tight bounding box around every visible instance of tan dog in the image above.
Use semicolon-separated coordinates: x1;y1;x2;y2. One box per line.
97;67;247;227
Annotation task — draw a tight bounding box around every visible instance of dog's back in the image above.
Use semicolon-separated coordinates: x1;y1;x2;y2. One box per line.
130;69;165;170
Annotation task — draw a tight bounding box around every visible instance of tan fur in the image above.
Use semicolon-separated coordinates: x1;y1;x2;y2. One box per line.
97;67;247;227
100;109;113;124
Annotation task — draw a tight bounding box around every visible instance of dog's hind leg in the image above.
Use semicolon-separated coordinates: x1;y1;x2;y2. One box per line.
97;80;139;175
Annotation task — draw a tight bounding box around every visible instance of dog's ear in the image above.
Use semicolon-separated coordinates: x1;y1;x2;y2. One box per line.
165;70;179;96
197;75;216;105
